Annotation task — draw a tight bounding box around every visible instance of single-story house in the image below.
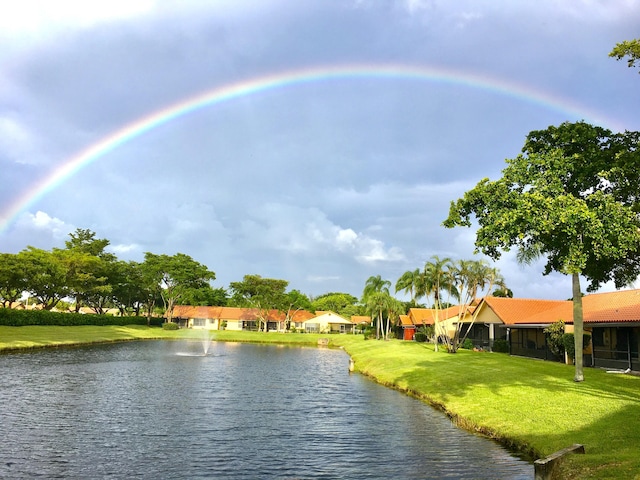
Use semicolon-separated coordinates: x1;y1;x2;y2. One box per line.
403;306;464;341
471;297;568;357
298;311;355;334
471;289;640;371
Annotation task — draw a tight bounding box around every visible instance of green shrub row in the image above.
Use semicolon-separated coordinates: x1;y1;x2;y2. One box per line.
0;308;163;327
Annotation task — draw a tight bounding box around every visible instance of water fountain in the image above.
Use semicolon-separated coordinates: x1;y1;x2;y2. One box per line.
201;330;211;356
174;329;213;357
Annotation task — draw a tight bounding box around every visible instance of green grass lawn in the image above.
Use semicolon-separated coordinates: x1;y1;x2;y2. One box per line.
0;327;638;479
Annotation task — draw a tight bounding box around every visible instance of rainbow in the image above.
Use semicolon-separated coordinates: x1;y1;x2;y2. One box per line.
0;63;622;234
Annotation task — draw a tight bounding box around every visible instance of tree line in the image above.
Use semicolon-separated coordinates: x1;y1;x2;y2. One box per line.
0;227;501;339
0;229;217;323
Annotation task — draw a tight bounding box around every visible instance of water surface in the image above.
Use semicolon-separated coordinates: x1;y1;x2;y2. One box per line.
0;341;531;479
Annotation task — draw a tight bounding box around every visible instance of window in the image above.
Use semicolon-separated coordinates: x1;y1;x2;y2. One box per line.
193;318;206;327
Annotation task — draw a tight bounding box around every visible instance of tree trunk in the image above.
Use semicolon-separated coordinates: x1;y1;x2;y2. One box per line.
572;272;584;382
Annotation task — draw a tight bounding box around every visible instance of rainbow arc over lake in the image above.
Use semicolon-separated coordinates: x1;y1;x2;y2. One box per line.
0;63;621;233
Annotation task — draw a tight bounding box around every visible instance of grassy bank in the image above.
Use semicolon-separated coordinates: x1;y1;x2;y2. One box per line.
0;325;332;351
330;336;640;480
0;327;638;478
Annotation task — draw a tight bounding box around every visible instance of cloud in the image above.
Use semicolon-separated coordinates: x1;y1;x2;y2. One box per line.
108;243;140;255
239;203;405;264
1;211;73;251
0;0;155;35
0;0;638;301
24;211;69;232
0;116;36;164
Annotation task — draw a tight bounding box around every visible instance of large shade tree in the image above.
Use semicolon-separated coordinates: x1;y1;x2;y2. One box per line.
0;253;28;308
311;292;360;317
19;247;71;310
142;252;215;323
63;228;115;314
444;121;640;381
229;274;289;331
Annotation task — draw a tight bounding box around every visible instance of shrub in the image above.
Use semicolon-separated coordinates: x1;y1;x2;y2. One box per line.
544;320;566;356
562;333;592;360
492;339;509;353
414;332;427;342
462;338;474;350
162;322;179;330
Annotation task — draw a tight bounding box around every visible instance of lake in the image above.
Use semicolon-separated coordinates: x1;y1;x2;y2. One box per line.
0;341;532;479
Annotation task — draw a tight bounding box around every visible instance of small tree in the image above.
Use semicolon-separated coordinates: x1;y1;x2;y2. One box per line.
543;320;566;357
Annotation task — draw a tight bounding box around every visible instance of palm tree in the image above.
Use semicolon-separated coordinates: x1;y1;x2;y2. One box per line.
365;291;393;340
422;256;456;350
362;275;391;339
449;259;505;352
363;275;391;298
395;268;420;303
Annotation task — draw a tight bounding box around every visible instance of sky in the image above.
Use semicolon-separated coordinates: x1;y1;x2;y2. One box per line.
0;0;638;302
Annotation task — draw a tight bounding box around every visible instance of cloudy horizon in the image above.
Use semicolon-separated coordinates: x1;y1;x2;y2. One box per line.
1;1;638;301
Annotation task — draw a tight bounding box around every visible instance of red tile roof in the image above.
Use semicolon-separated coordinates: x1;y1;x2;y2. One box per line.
408;306;461;326
479;289;640;326
583;289;640;323
481;297;569;325
351;315;372;324
172;305;314;322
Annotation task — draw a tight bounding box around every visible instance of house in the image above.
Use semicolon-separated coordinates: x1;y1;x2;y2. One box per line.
171;306;315;332
404;306;463;341
472;290;640;371
299;311;355;334
351;315;372;333
472;297;568;357
399;314;414;340
581;289;640;371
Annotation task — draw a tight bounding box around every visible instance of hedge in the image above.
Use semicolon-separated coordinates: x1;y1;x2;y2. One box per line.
0;308;163;327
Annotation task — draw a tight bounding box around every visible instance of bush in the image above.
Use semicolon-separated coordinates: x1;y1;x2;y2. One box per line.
162;322;180;330
462;338;474;350
0;308;153;326
492;338;509;353
414;332;427;342
562;333;592;359
544;320;566;356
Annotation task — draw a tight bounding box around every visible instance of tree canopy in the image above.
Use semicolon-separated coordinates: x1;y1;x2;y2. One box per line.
142;252;215;323
229;274;289;331
610;38;640;73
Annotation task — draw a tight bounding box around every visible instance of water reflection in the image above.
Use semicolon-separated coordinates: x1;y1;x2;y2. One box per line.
0;341;531;479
